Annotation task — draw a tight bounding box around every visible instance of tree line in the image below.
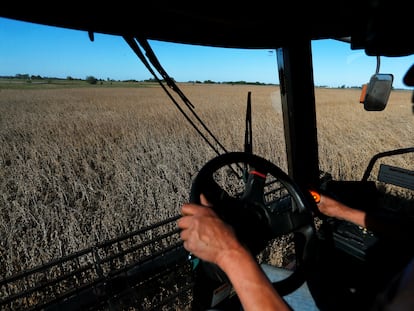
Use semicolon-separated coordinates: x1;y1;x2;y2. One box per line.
1;74;276;86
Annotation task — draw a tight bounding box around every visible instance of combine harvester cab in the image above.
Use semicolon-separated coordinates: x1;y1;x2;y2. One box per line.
1;2;414;310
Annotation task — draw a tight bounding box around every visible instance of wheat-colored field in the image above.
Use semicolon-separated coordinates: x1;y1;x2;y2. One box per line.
0;84;413;277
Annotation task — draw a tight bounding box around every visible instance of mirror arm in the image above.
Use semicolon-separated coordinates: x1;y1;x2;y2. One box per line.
375;56;380;74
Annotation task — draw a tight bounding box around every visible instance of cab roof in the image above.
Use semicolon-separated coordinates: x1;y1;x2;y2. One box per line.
1;1;414;57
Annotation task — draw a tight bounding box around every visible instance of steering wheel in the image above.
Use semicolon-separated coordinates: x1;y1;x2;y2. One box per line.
190;152;318;297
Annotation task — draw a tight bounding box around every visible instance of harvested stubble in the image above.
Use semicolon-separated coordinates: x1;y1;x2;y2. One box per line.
0;84;413;279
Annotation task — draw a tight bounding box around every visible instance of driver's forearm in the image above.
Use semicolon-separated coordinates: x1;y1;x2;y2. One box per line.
319;195;411;239
217;247;291;311
319;194;367;228
335;203;367;228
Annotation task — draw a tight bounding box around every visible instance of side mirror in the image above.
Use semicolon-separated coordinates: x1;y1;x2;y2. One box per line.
360;73;394;111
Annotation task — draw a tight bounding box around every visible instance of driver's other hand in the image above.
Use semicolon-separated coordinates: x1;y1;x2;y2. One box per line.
177;194;243;266
318;193;367;228
318;193;352;218
317;194;343;217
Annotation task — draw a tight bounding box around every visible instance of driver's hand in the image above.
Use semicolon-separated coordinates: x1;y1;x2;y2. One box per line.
317;194;346;218
318;194;367;228
177;194;244;266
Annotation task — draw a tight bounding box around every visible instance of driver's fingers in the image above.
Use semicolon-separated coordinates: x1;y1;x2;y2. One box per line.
177;214;190;230
180;203;197;216
181;202;215;217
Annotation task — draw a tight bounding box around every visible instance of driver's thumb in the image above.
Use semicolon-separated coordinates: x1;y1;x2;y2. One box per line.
200;193;213;207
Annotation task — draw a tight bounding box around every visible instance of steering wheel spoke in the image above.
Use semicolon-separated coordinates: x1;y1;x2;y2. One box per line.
241;169;267;206
191;174;233;206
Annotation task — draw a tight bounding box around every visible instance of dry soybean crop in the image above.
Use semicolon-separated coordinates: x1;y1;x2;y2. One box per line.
1;83;413;277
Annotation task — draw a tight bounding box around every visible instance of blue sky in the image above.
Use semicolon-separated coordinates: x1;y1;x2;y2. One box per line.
1;17;414;89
